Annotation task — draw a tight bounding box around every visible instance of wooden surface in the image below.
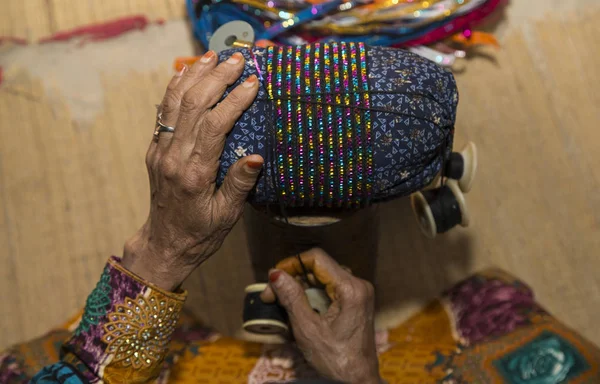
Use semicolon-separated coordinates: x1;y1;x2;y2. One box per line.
1;1;599;350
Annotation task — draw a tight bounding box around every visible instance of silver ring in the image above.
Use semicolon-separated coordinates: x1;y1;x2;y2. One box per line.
154;121;175;138
153;109;175;139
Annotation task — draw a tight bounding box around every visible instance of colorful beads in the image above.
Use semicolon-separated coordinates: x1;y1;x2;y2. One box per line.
286;46;294;203
266;42;372;207
359;43;373;200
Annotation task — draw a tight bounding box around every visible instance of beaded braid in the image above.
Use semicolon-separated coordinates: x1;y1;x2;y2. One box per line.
266;42;372;208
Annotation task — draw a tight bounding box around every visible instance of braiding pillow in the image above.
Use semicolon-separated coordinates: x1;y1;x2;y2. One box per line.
215;43;458;208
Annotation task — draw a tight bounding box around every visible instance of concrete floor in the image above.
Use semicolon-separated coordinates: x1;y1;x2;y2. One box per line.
1;0;599;350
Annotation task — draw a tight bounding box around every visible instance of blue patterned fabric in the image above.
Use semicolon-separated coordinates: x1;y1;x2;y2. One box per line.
30;362;87;384
215;45;458;206
494;331;590;384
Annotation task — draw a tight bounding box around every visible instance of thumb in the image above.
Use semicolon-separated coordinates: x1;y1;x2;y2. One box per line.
215;155;263;221
265;269;319;324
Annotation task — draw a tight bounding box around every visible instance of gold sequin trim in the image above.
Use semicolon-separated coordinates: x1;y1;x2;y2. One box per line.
101;291;182;368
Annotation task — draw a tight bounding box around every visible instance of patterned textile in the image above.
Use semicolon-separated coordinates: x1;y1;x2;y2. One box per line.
214;44;458;206
0;257;187;383
30;362;88;384
2;262;600;384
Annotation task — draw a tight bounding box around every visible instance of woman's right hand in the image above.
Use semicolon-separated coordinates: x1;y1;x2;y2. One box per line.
261;249;382;384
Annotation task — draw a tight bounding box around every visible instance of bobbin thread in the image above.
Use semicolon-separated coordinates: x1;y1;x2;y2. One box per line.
411;179;469;238
242;283;331;335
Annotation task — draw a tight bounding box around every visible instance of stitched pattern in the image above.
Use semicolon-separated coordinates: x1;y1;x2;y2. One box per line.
74;267;111;336
102;291;183;368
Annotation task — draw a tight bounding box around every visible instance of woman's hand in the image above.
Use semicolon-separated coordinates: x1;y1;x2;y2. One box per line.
122;51;264;291
261;249;382;384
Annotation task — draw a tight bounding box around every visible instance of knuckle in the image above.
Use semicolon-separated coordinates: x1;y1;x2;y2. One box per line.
336;278;372;305
336;281;355;302
166;79;179;93
362;280;375;300
206;109;228;132
224;92;244;109
179;174;201;195
180;92;199;114
145;149;153;168
208;67;228;82
202;114;221;135
352;280;372;304
312;248;331;265
186;64;203;76
280;285;303;308
162;91;182;113
158;156;179;180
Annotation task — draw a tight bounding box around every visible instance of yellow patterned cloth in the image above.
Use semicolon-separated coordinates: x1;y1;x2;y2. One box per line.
1;261;600;383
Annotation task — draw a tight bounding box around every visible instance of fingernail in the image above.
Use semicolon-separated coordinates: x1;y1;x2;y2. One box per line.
175;64;187;76
269;269;282;284
246;160;263;172
243;75;257;88
227;53;243;64
200;50;215;63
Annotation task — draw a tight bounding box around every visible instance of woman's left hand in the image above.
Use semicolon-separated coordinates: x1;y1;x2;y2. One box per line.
122;51;263;291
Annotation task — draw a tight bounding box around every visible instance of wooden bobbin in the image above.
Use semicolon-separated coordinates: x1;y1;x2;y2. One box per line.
242;283;289;335
423;141;478;192
242;283;331;335
208;21;255;53
410;180;470;239
446;141;478;193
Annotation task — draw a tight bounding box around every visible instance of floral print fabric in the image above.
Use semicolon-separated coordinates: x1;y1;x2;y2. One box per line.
1;265;599;383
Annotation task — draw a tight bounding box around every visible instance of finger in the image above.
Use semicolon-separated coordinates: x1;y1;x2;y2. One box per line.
172;52;246;152
276;248;353;300
265;269;319;326
156;51;218;153
159;51;217;129
192;74;259;174
261;272;325;304
154;72;183;153
213;154;263;224
261;271;277;303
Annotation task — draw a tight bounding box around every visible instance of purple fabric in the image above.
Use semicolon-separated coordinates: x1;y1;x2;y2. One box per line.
445;276;540;344
0;354;28;383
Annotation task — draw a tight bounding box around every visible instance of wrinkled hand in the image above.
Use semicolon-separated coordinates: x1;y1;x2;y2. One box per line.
123;51;263;291
261;249;382;384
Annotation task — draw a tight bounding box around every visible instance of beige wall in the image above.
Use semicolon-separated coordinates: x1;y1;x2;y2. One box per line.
1;0;599;350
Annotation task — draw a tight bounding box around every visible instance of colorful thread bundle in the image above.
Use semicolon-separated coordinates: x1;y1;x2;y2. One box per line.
265;42;372;208
186;0;505;66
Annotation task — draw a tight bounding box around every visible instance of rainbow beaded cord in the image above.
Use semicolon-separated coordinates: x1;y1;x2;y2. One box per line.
333;43;344;206
266;43;372;208
359;43;373;199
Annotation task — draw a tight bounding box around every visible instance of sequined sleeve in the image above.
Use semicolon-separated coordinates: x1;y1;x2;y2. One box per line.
31;256;187;384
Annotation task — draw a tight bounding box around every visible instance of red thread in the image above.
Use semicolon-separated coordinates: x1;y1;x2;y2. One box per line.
38;15;163;45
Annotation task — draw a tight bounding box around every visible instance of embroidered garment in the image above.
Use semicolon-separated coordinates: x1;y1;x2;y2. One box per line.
0;257;187;384
2;261;600;383
214;43;458;207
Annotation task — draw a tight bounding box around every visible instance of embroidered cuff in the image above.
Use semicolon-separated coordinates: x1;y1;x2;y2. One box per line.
63;256;187;383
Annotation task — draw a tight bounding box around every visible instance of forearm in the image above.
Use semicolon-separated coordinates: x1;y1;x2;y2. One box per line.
31;256;187;384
